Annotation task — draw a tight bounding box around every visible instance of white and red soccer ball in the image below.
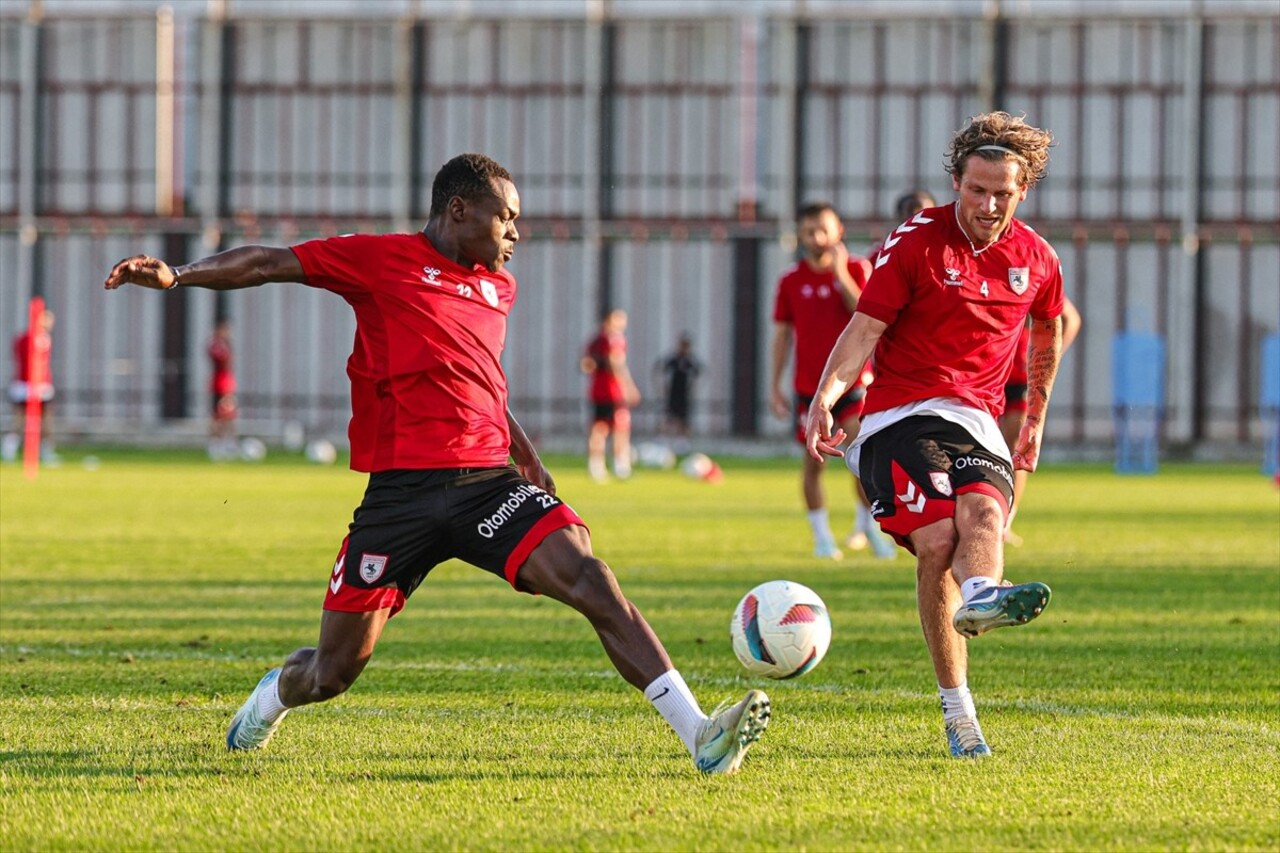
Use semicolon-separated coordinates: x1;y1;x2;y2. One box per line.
730;580;832;679
680;452;723;483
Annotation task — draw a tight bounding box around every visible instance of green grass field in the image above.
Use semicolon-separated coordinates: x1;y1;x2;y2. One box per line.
1;451;1277;851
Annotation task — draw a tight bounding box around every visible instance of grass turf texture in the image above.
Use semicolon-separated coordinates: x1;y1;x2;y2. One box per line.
1;451;1277;851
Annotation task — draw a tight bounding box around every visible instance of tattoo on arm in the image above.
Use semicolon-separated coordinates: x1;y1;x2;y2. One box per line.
1025;316;1063;420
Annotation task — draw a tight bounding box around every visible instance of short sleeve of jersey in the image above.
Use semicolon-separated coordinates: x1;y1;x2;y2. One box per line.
291;234;384;299
1030;246;1065;322
855;243;914;326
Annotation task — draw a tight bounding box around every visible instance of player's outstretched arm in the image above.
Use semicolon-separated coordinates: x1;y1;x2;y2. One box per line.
104;246;305;292
804;312;887;461
1013;314;1064;472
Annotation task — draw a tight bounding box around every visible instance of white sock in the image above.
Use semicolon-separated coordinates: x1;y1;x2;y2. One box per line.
644;670;706;756
614;457;631;479
256;674;288;722
806;508;833;542
938;682;978;722
961;576;997;604
856;503;871;534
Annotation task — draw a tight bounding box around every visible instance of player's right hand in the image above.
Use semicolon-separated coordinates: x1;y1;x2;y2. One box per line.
804;404;846;462
104;255;176;291
769;387;789;419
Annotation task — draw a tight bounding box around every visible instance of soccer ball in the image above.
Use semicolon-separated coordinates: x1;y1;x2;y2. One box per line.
238;437;267;462
730;580;832;679
680;452;723;483
305;439;338;465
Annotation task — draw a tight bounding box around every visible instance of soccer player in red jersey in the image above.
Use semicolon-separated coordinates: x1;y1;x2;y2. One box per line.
206;319;238;461
770;202;894;560
2;307;57;464
580;308;640;482
805;113;1064;758
104;154;769;775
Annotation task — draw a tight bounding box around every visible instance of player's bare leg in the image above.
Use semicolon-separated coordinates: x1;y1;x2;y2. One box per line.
587;420;610;482
801;453;841;559
226;608;391;751
277;608;392;706
518;525;671;687
613;420;633;480
950;492;1051;638
518;525;769;774
910;517;989;758
910;518;967;689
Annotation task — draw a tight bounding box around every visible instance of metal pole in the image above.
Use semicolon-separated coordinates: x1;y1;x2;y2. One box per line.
1172;4;1206;445
17;6;41;302
156;5;177;215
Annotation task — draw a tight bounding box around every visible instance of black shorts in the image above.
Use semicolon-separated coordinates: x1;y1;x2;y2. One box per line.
858;415;1014;552
793;388;865;444
591;402;631;430
323;467;584;616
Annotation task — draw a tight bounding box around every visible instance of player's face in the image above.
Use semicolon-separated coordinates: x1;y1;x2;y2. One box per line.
797;210;844;264
953;156;1027;247
461;178;521;273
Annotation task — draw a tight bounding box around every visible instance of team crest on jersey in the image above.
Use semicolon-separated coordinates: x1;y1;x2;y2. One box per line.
1008;267;1030;295
358;553;388;584
480;280;500;307
930;472;953;496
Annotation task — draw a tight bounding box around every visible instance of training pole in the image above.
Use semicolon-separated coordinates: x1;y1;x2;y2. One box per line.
22;296;46;481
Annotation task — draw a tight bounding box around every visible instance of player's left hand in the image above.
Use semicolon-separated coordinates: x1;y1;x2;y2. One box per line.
518;457;556;496
1012;417;1042;472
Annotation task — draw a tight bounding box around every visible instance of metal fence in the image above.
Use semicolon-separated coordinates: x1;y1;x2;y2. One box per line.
0;4;1276;453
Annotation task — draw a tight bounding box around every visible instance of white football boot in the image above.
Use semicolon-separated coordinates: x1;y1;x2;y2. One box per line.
693;689;771;774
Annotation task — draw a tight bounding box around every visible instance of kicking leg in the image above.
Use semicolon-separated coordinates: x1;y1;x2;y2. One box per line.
517;525;769;774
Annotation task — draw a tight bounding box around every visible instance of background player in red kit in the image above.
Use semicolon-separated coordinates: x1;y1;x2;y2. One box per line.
805;113;1064;759
2;307;57;464
104;154;769;775
771;202;894;560
581;308;640;482
206;319;238;461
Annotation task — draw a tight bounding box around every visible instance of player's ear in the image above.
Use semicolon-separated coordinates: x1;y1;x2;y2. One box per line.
447;194;468;223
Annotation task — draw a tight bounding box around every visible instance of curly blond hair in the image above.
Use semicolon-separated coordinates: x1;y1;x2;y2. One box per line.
945;112;1054;188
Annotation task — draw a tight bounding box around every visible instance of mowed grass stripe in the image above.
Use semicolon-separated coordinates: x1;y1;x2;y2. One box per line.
1;453;1277;851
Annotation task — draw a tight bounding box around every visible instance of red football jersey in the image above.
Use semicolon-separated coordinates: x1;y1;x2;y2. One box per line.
292;232;517;473
772;256;871;396
857;203;1064;418
12;330;51;383
208;337;235;396
585;332;626;405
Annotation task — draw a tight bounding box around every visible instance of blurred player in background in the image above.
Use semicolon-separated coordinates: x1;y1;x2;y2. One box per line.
891;190;938;226
806;112;1064;759
657;333;701;447
104;153;769;776
581;308;640;482
2;307;57;464
1000;296;1080;545
206;319;239;461
771;201;894;560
